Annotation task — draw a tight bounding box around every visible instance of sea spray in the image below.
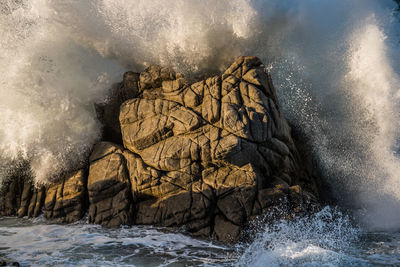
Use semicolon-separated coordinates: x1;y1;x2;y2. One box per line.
237;207;361;266
1;0;400;231
268;1;400;230
0;0;124;185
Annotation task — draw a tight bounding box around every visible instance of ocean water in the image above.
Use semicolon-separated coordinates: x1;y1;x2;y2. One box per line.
1;0;400;265
1;207;400;266
0;217;237;266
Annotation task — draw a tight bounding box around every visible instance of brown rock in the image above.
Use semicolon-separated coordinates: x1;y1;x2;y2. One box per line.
116;56;321;242
95;72;140;144
27;186;46;218
0;163;38;217
0;56;323;244
44;169;87;223
87;142;133;227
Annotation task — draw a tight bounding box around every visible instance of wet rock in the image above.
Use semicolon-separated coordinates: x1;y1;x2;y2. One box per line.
116;56;321;242
95;72;140;144
0;261;20;267
0;165;37;217
0;56;323;243
87;142;133;227
27;186;46;218
44;169;87;223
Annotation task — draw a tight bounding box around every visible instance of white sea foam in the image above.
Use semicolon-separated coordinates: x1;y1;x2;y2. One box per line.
0;0;400;231
0;0;124;184
0;217;236;266
268;1;400;231
237;207;361;266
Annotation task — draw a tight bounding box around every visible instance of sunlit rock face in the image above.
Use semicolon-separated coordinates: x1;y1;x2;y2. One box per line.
44;169;87;223
0;57;322;243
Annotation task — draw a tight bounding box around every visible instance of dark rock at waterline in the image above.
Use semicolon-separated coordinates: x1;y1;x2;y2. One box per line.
0;57;324;243
0;259;20;266
0;164;45;218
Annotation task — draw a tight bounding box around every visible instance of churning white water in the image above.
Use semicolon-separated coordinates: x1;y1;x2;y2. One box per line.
0;216;238;266
1;0;400;265
2;208;400;266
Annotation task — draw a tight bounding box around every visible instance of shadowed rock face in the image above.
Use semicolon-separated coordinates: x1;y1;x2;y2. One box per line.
44;169;87;223
116;56;320;242
88;142;133;227
95;71;141;144
0;57;323;243
0;164;45;218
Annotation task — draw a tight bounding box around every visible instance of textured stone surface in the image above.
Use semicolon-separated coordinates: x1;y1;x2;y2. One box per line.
0;56;322;243
117;56;320;242
27;186;46;218
87;142;133;227
44;169;87;223
95;72;140;144
0;176;29;217
0;164;43;218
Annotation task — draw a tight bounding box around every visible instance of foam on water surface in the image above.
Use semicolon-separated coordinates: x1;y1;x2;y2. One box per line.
1;1;400;262
0;217;237;266
2;208;400;266
0;0;399;192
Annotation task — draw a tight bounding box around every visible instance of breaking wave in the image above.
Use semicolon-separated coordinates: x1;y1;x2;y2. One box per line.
1;0;400;232
237;207;361;266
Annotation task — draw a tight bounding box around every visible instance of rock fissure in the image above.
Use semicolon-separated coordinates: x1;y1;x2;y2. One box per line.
0;56;323;243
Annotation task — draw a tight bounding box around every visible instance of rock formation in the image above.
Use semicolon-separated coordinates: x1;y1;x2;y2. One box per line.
44;169;87;223
0;57;323;242
87;142;133;227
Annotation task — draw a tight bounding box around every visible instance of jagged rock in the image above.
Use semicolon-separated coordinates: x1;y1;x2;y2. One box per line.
0;176;24;216
44;169;87;223
0;172;40;217
116;56;321;242
27;186;46;218
139;65;180;90
0;56;323;243
87;142;133;227
0;260;20;267
95;72;140;144
123;150;212;231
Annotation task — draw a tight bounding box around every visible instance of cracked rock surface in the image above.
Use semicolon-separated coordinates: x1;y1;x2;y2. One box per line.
117;56;321;242
44;169;87;223
0;57;322;243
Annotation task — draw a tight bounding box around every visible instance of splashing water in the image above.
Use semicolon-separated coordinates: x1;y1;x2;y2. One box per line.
237;207;361;266
0;0;125;185
263;1;400;230
1;0;400;232
3;208;400;265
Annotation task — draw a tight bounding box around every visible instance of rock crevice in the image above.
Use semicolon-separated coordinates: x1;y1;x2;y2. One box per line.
0;57;322;243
